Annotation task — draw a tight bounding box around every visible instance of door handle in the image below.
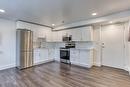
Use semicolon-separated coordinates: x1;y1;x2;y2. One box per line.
102;43;105;48
102;46;105;48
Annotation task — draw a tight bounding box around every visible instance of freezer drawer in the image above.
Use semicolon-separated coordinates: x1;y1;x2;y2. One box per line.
17;52;33;69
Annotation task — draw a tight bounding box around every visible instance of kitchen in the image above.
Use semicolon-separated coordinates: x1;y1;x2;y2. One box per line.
0;0;130;87
16;21;94;69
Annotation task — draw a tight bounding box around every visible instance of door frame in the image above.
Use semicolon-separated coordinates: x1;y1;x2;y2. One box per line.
100;23;126;69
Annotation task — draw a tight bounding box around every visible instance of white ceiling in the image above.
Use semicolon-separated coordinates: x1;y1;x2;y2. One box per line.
0;0;130;27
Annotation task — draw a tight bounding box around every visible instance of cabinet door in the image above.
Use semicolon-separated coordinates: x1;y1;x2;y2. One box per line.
57;31;63;42
32;29;38;42
70;49;80;64
62;30;67;37
65;29;82;41
52;32;57;42
79;50;92;67
52;31;62;42
40;49;48;61
37;29;46;38
66;30;72;36
81;27;93;41
46;29;52;42
71;29;82;41
33;29;46;42
33;49;40;64
48;49;55;60
54;49;60;61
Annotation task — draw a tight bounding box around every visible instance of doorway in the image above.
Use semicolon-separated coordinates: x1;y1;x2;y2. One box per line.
101;24;125;69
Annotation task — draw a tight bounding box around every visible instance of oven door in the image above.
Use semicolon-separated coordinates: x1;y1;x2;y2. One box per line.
60;50;70;60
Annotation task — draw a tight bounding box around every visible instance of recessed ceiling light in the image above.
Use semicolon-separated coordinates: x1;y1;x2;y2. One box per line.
0;9;5;13
52;24;55;26
92;13;97;16
109;21;113;23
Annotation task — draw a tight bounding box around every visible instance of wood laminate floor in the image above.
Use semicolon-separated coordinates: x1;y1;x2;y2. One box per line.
0;62;130;87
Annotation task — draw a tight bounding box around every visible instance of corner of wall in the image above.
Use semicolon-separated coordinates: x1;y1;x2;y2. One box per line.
124;66;130;75
93;62;101;67
127;67;130;75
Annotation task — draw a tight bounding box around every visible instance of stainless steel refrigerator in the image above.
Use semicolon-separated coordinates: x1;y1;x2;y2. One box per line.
16;29;33;69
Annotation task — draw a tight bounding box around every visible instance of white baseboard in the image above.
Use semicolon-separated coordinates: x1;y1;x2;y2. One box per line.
71;62;92;68
0;59;54;71
124;66;130;75
54;59;60;62
34;59;54;65
0;63;16;71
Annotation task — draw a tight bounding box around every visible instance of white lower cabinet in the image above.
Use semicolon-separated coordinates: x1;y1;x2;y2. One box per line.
70;49;80;64
48;49;55;60
33;49;41;64
79;50;93;67
34;48;54;65
54;49;60;61
34;48;93;68
70;49;93;68
40;49;48;61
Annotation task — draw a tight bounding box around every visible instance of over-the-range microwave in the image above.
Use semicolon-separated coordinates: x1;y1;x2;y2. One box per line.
62;36;72;42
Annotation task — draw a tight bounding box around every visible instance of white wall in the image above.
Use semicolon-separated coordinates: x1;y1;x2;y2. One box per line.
0;19;16;70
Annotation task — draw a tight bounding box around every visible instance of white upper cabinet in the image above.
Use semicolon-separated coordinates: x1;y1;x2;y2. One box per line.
81;26;93;41
52;32;59;42
52;31;63;42
71;29;82;41
45;29;52;42
33;26;93;42
37;29;46;38
66;29;72;36
65;29;82;41
60;26;93;42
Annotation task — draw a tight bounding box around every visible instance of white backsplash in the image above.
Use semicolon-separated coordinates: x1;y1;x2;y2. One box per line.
75;42;94;49
55;42;65;48
37;41;94;49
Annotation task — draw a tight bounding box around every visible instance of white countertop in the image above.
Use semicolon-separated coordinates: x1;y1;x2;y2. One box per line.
34;47;94;51
70;48;94;50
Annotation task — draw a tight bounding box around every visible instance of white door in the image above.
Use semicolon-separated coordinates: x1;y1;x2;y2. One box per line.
101;24;125;69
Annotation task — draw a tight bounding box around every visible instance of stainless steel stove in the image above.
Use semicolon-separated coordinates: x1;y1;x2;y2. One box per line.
60;42;75;64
